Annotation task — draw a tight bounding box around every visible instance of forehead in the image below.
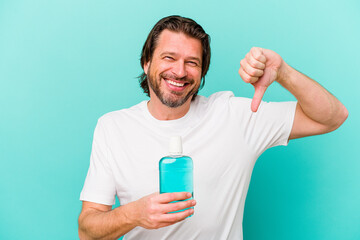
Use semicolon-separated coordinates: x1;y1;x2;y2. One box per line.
154;29;202;58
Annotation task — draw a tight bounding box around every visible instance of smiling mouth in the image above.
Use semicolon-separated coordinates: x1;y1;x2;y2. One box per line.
166;79;188;87
163;78;190;88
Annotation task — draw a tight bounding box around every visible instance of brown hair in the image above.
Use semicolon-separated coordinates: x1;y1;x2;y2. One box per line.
138;15;211;99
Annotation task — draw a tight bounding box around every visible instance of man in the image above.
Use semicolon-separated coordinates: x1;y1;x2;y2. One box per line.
78;15;348;239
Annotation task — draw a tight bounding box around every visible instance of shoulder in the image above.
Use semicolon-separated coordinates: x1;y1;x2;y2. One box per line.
199;91;296;120
204;91;235;101
196;91;243;105
97;101;146;127
189;91;253;121
196;91;252;110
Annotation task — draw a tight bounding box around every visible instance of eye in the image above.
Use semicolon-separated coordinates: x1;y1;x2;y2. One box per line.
186;61;198;67
164;56;174;60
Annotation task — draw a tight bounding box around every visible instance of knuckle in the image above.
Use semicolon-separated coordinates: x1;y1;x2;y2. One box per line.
250;78;256;83
148;205;157;214
181;202;189;210
249;68;257;76
257;62;265;69
167;204;176;212
174;201;187;211
186;208;192;215
183;210;191;218
240;59;245;67
148;215;155;222
247;77;254;83
169;192;176;201
175;203;183;211
168;214;177;222
259;55;266;63
148;196;155;203
251;47;261;60
251;59;260;68
148;215;160;227
169;206;176;212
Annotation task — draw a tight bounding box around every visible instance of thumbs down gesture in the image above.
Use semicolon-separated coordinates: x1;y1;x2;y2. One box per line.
239;47;284;112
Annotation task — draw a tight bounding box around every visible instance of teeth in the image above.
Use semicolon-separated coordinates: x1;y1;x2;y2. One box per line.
167;79;185;87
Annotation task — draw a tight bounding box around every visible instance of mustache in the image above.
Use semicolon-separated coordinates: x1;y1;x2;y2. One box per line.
160;73;194;84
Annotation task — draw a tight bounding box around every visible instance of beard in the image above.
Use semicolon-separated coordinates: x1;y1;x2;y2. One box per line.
147;64;200;108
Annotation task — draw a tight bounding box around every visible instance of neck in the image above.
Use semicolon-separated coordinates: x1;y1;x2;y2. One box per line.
147;95;192;121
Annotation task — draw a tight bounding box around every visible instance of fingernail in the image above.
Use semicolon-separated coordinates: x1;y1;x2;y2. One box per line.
187;192;191;198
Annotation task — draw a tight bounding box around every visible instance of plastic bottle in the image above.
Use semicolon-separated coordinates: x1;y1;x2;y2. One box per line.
159;136;193;214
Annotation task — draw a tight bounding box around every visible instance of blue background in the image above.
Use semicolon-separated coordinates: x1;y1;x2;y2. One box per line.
1;0;359;239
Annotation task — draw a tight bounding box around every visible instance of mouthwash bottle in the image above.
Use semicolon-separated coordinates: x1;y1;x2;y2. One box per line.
159;136;194;214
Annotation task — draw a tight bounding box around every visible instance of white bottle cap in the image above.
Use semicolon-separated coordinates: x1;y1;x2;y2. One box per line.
169;136;183;155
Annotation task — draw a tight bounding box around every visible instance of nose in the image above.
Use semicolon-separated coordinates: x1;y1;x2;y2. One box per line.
171;60;187;79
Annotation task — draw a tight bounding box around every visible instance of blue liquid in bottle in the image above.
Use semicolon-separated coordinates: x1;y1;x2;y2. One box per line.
159;136;193;214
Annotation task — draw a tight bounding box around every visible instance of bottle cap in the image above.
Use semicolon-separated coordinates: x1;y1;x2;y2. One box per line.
169;136;183;155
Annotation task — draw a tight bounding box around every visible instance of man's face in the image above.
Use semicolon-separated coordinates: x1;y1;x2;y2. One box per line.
144;29;203;108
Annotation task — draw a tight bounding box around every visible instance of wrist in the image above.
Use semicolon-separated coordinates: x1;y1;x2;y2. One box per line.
116;202;139;229
276;61;291;86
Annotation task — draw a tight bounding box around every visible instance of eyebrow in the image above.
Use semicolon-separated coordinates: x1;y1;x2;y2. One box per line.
160;51;202;65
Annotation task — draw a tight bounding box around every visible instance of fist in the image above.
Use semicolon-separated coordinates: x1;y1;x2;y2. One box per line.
239;47;284;112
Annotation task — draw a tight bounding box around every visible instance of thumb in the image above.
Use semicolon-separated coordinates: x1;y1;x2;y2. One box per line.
251;85;267;112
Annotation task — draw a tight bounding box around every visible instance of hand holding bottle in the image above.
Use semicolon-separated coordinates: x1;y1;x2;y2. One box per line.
130;192;196;229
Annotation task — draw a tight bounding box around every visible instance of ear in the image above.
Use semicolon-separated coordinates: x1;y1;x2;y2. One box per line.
144;61;150;75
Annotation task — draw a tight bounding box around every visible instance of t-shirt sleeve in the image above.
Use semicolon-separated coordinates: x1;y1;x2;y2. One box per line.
80;117;116;206
229;95;297;156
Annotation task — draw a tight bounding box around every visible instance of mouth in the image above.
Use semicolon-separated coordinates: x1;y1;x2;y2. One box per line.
163;78;190;91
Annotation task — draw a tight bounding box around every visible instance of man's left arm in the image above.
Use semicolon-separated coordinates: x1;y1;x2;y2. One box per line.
239;47;348;140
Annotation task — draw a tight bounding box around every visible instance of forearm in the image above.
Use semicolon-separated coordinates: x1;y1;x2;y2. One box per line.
277;62;348;129
78;202;137;240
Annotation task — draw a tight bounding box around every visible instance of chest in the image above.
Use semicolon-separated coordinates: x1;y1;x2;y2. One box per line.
106;119;256;205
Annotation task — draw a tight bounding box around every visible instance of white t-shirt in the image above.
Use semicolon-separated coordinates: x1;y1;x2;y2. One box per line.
80;91;297;240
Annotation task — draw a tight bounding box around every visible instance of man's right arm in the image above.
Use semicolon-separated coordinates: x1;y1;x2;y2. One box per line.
78;192;196;240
